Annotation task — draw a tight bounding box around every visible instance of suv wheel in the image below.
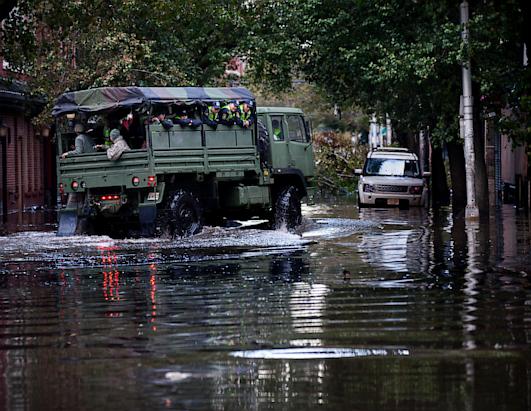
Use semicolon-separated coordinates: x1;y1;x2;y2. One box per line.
273;186;302;231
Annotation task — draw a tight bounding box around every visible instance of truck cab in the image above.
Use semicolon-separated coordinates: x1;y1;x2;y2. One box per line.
257;107;315;178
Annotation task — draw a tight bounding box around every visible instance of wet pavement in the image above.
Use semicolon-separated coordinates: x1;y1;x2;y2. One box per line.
0;201;530;410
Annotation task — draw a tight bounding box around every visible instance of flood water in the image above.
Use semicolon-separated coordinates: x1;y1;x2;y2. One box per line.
0;201;530;410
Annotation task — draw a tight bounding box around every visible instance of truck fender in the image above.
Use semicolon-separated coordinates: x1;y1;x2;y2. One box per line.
272;168;308;197
57;210;79;236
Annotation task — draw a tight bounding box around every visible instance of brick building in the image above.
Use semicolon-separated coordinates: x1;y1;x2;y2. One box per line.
0;59;55;223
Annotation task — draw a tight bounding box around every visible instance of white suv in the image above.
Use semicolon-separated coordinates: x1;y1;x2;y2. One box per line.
355;147;430;208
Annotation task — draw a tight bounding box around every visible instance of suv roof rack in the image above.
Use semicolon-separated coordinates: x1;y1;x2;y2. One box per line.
373;147;410;152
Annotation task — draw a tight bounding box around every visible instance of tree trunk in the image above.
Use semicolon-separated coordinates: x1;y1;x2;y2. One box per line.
398;131;418;155
447;141;467;211
431;146;450;208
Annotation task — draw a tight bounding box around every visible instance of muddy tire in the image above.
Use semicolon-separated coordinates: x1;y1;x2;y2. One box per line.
163;190;202;237
273;186;302;231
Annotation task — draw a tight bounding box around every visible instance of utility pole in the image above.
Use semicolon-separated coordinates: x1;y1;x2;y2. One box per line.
460;1;479;218
386;115;392;146
419;129;426;175
369;113;379;149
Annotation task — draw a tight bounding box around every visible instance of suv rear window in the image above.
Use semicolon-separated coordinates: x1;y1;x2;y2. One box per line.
364;158;420;177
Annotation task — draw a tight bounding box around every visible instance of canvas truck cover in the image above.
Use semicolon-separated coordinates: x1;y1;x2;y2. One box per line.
52;86;255;116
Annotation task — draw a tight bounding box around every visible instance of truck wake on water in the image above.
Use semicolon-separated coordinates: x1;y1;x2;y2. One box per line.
0;215;379;270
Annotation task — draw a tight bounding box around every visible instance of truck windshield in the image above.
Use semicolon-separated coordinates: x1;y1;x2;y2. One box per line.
364;158;420;177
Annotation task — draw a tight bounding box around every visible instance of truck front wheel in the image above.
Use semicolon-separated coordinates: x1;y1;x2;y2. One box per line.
168;190;202;237
273;186;302;232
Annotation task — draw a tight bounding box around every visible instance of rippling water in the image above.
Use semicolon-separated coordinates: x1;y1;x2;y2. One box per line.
0;202;530;410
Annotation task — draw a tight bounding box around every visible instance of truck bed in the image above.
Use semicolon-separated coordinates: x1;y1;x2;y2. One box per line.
58;124;261;192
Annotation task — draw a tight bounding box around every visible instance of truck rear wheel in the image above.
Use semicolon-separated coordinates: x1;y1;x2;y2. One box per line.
273;186;302;231
167;190;202;237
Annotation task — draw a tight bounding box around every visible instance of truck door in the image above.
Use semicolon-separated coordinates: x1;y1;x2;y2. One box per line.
286;114;315;177
268;114;290;169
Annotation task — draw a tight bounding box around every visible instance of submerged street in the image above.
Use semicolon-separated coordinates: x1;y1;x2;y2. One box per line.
0;201;530;410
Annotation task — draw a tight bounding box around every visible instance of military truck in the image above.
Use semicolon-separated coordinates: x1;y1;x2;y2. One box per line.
53;87;315;237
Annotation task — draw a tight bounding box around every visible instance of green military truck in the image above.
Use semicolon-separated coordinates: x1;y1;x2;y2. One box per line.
53;87;315;237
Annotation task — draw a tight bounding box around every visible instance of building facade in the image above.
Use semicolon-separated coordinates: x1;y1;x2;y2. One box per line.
0;61;55;222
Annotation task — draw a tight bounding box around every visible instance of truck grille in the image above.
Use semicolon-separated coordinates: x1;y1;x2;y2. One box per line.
374;185;408;193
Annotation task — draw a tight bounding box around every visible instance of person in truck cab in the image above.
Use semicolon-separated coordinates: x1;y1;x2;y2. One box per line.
61;123;95;159
219;101;240;126
236;100;254;128
272;119;283;140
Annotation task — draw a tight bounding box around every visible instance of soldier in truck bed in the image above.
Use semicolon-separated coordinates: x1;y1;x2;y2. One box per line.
202;101;221;128
219;101;240;126
94;129;131;161
236;100;254;128
61;123;95;158
174;108;202;128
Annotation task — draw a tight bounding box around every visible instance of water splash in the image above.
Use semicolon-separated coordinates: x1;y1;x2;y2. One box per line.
230;347;411;359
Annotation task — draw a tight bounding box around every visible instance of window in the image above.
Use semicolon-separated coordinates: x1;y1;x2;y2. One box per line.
364;158;420;177
303;118;311;142
271;115;284;141
287;115;306;142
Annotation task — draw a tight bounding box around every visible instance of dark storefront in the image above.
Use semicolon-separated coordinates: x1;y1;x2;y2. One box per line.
0;77;55;224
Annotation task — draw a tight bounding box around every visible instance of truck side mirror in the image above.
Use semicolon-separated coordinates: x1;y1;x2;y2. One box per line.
354;169;362;176
422;172;431;178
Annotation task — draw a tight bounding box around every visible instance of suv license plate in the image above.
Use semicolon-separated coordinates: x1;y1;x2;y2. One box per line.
147;192;159;201
388;198;399;205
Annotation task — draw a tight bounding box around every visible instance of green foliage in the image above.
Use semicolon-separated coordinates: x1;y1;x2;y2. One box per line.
253;82;370;133
2;0;528;146
247;0;530;146
313;131;369;192
1;0;248;125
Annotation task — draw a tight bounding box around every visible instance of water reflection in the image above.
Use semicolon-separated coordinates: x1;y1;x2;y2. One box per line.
149;264;158;332
100;246;121;304
0;205;530;410
290;282;329;335
357;205;530;279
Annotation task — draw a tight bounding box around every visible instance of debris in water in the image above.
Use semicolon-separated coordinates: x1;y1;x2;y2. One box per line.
164;371;192;382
